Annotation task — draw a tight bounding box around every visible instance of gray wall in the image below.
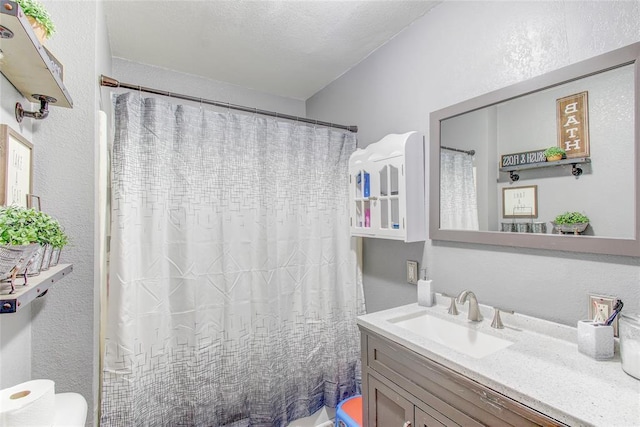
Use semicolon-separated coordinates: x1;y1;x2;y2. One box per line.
112;58;306;117
307;1;640;321
0;59;34;390
26;1;110;425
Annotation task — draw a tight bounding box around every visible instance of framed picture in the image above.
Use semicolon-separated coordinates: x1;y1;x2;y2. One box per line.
502;185;537;218
0;125;33;208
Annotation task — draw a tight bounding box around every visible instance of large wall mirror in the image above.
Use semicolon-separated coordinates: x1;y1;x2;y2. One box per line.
429;42;640;257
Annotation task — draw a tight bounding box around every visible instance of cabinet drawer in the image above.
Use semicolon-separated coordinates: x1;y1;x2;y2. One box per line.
363;330;566;427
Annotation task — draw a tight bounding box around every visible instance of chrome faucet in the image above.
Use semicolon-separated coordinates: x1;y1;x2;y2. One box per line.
456;290;482;322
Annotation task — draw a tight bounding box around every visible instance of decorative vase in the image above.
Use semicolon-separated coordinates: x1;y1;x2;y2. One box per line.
49;247;61;267
551;222;589;235
0;244;40;293
40;244;53;271
546;154;562;162
18;244;45;277
26;15;48;45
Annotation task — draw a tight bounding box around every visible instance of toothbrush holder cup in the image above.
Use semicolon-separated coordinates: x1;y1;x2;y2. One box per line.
577;320;614;360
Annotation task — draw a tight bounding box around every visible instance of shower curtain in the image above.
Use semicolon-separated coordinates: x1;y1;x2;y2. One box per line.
440;150;479;230
101;93;364;426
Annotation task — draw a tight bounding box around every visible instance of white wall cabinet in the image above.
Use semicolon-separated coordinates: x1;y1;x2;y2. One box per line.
349;131;425;242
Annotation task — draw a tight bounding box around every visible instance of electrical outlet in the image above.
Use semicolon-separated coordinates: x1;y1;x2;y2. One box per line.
406;260;418;285
589;294;619;336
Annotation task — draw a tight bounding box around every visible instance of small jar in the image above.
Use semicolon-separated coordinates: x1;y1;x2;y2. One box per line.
501;222;515;232
531;222;547;234
619;313;640;380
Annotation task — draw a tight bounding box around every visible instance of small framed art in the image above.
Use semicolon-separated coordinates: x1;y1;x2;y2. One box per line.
0;125;34;207
502;185;537;218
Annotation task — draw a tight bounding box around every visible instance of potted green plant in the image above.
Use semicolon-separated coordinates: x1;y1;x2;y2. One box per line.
0;206;68;279
544;146;566;162
47;221;68;267
15;0;55;43
0;206;41;292
28;209;67;271
552;211;590;234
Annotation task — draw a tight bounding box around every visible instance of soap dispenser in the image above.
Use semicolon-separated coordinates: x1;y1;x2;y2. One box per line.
417;269;434;307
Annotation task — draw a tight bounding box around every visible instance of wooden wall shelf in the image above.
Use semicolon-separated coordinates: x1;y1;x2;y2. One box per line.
500;157;591;181
0;263;73;313
0;0;73;108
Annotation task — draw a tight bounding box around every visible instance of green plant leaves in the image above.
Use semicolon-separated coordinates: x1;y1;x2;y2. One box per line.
15;0;55;37
544;146;566;157
554;211;589;224
0;206;68;247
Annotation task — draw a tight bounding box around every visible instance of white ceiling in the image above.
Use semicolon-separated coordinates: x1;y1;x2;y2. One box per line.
104;1;439;100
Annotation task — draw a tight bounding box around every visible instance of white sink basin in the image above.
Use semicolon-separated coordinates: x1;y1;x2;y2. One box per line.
388;311;514;358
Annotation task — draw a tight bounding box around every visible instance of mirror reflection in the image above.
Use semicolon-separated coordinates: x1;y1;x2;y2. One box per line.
430;42;640;256
439;63;635;239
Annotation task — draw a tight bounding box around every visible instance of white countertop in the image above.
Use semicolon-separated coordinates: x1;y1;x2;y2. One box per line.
357;298;640;427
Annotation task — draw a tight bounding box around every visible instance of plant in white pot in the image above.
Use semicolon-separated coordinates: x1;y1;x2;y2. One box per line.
551;211;590;235
15;0;55;44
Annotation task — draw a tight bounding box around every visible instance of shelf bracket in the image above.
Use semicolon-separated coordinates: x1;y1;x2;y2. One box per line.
509;171;520;182
572;163;583;177
15;95;57;123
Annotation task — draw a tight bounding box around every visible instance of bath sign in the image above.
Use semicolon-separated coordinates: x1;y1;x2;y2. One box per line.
556;91;590;159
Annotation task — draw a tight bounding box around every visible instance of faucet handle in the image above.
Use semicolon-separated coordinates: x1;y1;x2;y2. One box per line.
491;307;515;329
441;293;459;315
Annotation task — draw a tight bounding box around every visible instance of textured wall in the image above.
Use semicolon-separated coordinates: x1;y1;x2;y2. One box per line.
0;68;34;388
112;58;306;118
25;1;106;426
307;1;640;321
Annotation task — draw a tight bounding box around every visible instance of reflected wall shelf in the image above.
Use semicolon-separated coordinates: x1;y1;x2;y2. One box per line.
0;0;73;109
0;263;72;313
500;157;591;181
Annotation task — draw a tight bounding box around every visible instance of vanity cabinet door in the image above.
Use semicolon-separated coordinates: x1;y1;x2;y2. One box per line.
367;374;414;427
361;328;567;427
415;407;449;427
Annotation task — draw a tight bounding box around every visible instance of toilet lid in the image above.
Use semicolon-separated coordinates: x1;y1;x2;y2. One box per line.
53;393;87;427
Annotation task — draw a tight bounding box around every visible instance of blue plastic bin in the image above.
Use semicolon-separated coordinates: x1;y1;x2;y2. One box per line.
335;395;362;427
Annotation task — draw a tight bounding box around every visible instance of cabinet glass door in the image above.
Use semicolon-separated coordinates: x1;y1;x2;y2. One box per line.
353;168;372;230
376;158;403;236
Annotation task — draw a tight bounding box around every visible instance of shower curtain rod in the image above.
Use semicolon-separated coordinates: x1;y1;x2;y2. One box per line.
441;145;475;156
100;75;358;133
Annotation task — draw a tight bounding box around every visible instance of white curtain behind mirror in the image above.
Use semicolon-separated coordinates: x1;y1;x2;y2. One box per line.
440;151;479;230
